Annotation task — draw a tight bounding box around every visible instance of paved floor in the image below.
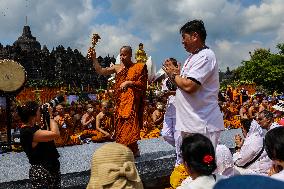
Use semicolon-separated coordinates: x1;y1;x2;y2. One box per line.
0;129;241;184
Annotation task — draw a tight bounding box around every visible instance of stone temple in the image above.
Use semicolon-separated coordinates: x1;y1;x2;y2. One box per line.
0;25;115;89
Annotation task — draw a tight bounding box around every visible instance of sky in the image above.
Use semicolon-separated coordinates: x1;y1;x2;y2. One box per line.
0;0;283;71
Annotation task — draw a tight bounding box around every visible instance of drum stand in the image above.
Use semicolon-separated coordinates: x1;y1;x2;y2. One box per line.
0;94;13;153
6;95;14;152
0;59;26;153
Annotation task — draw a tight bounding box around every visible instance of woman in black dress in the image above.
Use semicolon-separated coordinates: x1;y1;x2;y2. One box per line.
18;101;61;188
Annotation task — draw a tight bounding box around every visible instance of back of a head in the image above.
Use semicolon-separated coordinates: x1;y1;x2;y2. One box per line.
17;101;39;123
214;175;284;189
180;19;207;42
87;143;143;189
241;119;252;134
265;126;284;161
181;133;217;176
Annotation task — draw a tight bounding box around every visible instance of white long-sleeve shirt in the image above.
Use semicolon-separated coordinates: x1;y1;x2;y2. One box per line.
177;174;223;189
233;120;272;175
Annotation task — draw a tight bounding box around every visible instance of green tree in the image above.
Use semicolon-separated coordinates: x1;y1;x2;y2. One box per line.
277;43;284;55
233;44;284;93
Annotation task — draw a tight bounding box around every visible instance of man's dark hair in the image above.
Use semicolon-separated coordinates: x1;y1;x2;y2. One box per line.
180;20;207;42
121;46;132;55
265;126;284;160
181;133;216;176
260;109;274;121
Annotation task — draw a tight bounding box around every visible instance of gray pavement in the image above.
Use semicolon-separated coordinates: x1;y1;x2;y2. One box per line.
0;129;241;186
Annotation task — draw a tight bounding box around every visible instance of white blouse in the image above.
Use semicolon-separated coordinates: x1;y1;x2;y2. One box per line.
177;174;223;189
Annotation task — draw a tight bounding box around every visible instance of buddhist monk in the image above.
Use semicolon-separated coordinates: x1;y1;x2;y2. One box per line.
91;46;148;156
93;100;114;142
54;104;74;146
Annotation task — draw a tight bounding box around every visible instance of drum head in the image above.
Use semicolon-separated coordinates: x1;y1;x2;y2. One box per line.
0;59;26;93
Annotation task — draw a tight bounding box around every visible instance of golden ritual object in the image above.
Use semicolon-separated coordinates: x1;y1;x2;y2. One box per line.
87;33;101;59
135;43;148;64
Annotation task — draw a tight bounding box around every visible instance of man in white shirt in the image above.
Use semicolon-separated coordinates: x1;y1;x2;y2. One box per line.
233;119;271;175
163;19;224;150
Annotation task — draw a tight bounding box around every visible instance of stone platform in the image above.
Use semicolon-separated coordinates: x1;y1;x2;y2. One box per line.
0;138;176;189
0;129;240;189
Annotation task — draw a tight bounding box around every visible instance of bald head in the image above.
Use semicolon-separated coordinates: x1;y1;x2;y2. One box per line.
120;46;133;66
101;101;109;108
120;46;132;55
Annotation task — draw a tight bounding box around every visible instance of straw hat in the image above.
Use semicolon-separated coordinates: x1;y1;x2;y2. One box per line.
87;143;143;189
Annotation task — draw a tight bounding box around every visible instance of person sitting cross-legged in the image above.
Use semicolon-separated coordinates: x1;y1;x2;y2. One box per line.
92;100;114;142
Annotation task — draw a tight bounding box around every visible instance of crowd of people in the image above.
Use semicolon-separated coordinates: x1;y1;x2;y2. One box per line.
1;19;284;189
220;87;284;129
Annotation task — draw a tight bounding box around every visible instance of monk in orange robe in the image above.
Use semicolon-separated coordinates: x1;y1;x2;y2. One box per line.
93;100;114;142
91;46;148;156
54;104;74;146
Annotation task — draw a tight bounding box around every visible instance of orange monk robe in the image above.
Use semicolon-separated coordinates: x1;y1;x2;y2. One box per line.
54;114;74;147
91;113;114;142
100;113;114;134
114;63;148;153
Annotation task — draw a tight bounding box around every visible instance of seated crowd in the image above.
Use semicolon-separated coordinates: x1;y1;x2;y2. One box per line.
3;86;284;188
86;121;284;189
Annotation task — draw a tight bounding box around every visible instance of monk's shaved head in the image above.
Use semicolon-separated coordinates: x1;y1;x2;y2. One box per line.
120;46;132;55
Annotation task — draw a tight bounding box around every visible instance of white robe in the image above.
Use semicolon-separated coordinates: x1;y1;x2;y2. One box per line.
177;174;223;189
233;120;272;175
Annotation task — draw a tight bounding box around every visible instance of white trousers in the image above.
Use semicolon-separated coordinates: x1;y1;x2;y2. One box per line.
161;117;183;165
